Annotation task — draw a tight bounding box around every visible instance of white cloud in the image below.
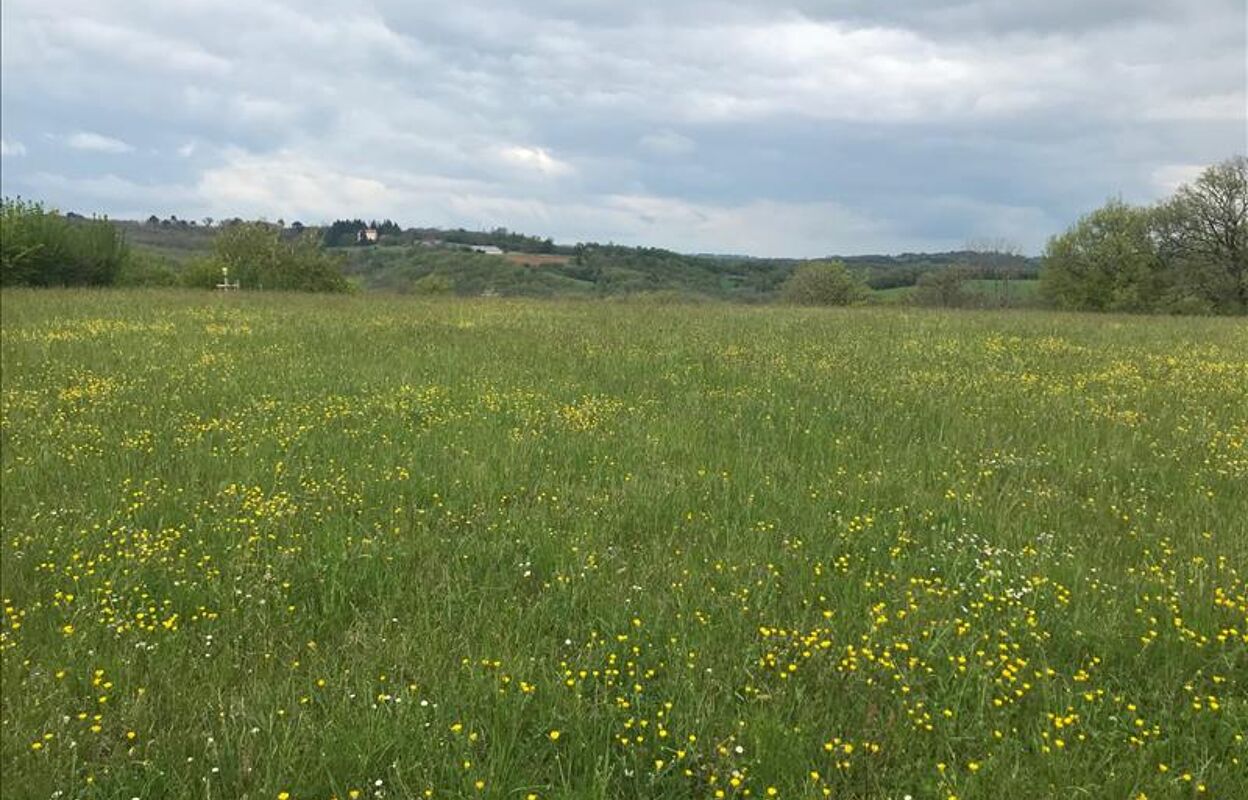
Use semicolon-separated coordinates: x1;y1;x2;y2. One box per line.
598;194;896;255
196;150;390;219
494;145;574;177
1;138;27;157
28;171;198;214
56;16;231;76
65;131;133;153
1150;164;1205;194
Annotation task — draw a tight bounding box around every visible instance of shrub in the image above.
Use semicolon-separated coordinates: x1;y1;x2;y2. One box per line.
780;260;867;306
913;267;972;308
204;223;348;292
1;198;128;287
116;250;179;287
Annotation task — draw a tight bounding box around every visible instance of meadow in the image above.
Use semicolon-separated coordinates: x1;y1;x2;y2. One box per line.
1;289;1245;800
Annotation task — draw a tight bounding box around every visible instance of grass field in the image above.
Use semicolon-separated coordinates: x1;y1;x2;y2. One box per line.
871;280;1042;306
2;290;1245;800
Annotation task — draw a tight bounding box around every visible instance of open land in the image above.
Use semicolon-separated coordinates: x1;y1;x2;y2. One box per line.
1;290;1246;799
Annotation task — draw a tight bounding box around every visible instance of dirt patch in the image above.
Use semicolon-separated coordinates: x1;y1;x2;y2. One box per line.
503;253;572;267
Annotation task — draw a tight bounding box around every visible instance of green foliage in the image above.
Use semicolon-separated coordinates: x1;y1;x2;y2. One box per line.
346;249;588;296
322;218;402;247
339;245;788;299
437;226;557;254
912;266;972;307
115;250;179;287
855;251;1039;290
780;259;867;305
179;257;227;289
410;272;454;295
0;198;129;287
113;219;218;264
1042;157;1246;314
206;223;349;292
1154;155;1248;313
1040;199;1165;312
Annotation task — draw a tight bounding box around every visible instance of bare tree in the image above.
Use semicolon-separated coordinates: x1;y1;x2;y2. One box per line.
1154;156;1248;310
965;237;1023;306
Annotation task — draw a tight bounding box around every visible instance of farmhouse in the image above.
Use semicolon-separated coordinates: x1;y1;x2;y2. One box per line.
357;227;379;244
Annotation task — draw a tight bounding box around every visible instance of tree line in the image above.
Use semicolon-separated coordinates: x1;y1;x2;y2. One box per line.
1040;156;1246;314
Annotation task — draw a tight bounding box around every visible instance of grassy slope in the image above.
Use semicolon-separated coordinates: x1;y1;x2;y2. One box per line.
115;221;217;264
2;290;1245;799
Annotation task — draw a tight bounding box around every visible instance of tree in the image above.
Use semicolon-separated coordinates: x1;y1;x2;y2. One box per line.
965;237;1025;306
1154;156;1247;312
322;218;367;247
780;260;867;306
1040;199;1164;312
194;222;348;292
913;267;971;307
1;198;128;287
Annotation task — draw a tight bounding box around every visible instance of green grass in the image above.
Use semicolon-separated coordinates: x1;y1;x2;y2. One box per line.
869;285;917;303
2;289;1245;800
871;279;1042;307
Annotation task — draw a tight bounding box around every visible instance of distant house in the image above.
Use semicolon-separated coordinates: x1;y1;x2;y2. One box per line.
357;227;379;244
469;244;503;255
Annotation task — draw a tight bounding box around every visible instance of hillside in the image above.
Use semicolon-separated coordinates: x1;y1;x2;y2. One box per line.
110;218;1040;303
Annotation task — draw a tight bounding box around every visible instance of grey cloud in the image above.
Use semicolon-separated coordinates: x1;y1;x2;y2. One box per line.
1;0;1243;255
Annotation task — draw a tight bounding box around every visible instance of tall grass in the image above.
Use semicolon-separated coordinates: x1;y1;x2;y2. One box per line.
1;290;1245;799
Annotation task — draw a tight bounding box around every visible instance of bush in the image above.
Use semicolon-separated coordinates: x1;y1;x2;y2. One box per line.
780;260;867;306
203;223;348;292
1;198;129;287
180;258;226;289
116;250;179;287
913;267;972;308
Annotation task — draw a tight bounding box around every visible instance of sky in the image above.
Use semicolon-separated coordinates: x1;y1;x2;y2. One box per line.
1;1;1244;256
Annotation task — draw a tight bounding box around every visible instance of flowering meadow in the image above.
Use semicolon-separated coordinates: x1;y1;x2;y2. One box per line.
1;290;1245;799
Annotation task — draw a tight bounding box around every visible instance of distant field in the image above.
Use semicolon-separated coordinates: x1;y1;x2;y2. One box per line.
503;252;573;267
116;221;217;264
873;279;1042;305
2;290;1245;799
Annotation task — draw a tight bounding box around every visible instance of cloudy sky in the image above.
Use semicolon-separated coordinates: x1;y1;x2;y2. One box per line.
1;1;1244;256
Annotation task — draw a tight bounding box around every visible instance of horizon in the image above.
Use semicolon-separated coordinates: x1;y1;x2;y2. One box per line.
1;1;1245;258
107;213;1046;261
